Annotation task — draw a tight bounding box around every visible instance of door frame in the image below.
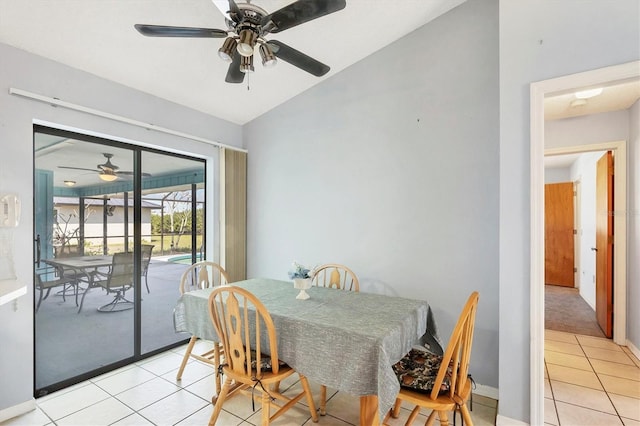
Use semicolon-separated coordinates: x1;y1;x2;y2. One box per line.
530;60;637;425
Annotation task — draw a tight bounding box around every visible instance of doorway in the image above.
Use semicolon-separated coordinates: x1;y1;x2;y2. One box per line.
33;126;207;395
530;61;638;425
544;150;610;338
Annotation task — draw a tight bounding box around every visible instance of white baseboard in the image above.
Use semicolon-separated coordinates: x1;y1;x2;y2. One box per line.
0;399;36;423
627;339;640;361
496;414;529;425
474;383;499;400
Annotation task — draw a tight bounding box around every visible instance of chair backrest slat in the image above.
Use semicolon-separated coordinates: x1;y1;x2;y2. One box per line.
209;286;281;379
311;263;359;292
180;261;229;294
430;291;479;401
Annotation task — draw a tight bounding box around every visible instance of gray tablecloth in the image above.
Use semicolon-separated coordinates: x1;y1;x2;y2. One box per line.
173;278;441;421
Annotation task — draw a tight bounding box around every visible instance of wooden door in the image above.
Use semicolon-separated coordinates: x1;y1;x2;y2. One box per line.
596;151;614;338
545;182;575;287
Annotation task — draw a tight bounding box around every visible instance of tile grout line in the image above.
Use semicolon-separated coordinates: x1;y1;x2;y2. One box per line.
575;332;627;424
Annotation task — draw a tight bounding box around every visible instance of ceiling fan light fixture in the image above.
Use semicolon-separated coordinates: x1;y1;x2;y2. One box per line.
240;55;255;73
237;29;257;57
259;44;277;68
575;87;603;99
218;37;237;62
64;180;76;187
99;171;118;182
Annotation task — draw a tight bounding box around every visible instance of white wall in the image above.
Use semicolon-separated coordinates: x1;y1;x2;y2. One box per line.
570;152;604;308
0;42;242;415
545;110;630;148
499;0;639;422
245;0;499;390
629;99;640;350
544;167;570;183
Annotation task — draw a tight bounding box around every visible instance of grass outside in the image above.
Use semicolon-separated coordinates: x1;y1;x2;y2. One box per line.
79;234;203;256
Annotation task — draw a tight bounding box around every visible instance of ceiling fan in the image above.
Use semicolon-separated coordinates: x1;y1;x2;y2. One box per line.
134;0;346;83
59;153;151;182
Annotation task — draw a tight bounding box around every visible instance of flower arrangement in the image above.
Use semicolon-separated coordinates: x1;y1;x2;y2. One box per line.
288;261;312;279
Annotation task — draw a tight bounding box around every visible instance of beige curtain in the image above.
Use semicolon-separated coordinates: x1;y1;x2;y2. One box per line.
221;148;247;282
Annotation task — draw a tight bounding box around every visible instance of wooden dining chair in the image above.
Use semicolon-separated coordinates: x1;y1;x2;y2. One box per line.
176;261;229;395
308;263;360;414
207;286;319;426
386;291;479;426
311;263;359;291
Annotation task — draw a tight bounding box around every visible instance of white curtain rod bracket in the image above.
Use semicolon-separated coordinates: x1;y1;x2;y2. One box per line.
9;87;247;153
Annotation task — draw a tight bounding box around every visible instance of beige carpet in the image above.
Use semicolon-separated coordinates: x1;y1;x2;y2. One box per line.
545;284;606;338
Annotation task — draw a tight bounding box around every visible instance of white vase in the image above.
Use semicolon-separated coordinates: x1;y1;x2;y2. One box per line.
293;278;311;300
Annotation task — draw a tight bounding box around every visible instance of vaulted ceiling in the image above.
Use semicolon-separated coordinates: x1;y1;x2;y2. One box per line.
0;0;467;124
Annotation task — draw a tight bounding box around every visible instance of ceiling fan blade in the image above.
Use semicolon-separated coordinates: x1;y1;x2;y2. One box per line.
225;52;245;83
227;0;243;23
134;24;227;38
268;40;330;77
59;166;100;172
261;0;346;34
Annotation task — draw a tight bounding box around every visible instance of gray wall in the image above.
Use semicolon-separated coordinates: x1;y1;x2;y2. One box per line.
629;99;640;350
245;0;499;390
499;0;639;422
0;42;242;413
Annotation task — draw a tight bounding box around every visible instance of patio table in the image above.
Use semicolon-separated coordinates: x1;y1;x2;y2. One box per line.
43;255;113;313
173;278;441;425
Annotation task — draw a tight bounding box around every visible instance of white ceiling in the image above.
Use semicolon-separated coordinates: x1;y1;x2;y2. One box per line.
3;1;637;173
544;79;640;121
0;0;467;125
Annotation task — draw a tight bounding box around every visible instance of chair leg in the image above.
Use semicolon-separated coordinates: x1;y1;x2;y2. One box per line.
391;398;402;418
177;336;198;380
214;343;221;395
404;406;420;426
425;410;438;426
299;375;319;423
320;384;327;415
36;288;45;312
437;411;450;426
261;389;271;425
144;273;150;293
208;376;231;426
460;404;473;426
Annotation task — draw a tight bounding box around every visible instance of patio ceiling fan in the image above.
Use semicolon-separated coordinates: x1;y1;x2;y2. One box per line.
58;153;151;182
134;0;346;83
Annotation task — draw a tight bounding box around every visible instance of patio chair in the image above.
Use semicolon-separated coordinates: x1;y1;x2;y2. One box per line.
176;261;229;395
34;266;79;312
91;252;135;312
141;244;154;293
386;291;479;426
207;286;318;425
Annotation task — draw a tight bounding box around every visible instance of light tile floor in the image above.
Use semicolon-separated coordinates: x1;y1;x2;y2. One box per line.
2;340;497;425
544;329;640;426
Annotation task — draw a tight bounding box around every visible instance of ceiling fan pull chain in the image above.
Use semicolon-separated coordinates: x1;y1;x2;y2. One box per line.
246;73;250;91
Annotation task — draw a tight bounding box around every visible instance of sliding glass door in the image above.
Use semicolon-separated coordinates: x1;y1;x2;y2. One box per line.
33;126;206;395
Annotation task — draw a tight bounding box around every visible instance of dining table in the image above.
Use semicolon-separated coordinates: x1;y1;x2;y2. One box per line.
43;255;113;313
173;278;442;425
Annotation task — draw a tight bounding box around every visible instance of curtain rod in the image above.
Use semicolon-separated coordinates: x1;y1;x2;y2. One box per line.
8;87;247;153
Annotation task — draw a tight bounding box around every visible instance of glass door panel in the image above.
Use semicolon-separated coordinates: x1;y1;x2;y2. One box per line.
34;131;136;393
34;127;207;394
140;151;206;354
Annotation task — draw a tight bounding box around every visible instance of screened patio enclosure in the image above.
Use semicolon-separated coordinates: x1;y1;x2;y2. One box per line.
34;127;207;395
